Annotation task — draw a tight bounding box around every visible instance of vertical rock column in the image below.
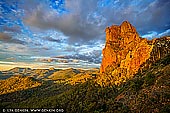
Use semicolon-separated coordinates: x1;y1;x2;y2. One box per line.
98;21;153;86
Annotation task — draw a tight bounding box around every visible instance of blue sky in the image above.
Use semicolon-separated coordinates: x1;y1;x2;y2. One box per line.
0;0;170;69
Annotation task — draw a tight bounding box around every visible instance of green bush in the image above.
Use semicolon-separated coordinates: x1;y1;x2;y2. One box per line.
144;72;155;87
131;78;144;91
160;104;170;113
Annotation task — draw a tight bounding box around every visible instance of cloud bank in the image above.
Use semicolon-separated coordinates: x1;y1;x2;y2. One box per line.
24;0;170;42
0;33;25;44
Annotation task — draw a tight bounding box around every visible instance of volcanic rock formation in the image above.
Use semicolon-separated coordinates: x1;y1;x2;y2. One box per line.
98;21;170;86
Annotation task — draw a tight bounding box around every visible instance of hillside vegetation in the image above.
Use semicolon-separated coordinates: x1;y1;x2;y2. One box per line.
0;55;169;113
0;75;41;95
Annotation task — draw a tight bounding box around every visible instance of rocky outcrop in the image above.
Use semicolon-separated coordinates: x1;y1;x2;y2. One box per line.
139;36;170;72
97;21;170;86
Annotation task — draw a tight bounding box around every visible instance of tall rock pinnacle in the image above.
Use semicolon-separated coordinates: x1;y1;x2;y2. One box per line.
98;21;170;86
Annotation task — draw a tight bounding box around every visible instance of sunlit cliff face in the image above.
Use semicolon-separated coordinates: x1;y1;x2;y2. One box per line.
97;21;170;86
0;0;170;70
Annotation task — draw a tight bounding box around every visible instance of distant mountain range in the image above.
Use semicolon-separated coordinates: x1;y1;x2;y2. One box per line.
35;51;102;64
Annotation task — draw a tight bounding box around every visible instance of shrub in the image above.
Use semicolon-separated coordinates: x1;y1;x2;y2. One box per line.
131;78;144;91
144;72;155;87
